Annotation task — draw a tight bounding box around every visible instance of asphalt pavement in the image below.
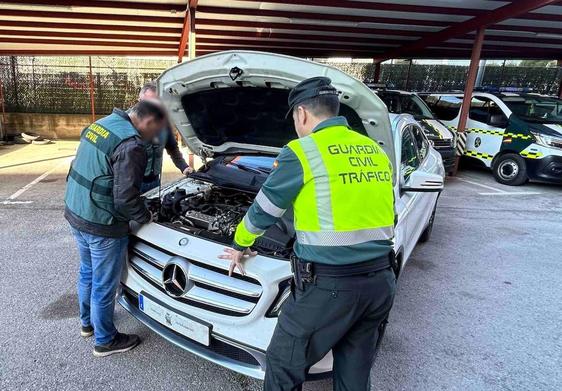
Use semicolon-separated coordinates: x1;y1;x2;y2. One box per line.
1;142;561;391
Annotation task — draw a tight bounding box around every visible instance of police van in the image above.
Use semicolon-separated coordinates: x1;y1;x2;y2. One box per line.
367;85;456;174
423;90;562;185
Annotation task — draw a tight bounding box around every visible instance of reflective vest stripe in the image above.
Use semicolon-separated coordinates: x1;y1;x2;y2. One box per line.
255;190;286;218
296;226;394;246
298;136;334;230
68;168;113;196
243;214;265;235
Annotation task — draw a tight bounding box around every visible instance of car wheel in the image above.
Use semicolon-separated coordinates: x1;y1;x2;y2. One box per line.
492;153;527;186
419;206;436;243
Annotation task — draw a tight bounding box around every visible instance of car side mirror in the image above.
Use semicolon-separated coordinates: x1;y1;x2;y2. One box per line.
489;114;508;128
402;170;444;192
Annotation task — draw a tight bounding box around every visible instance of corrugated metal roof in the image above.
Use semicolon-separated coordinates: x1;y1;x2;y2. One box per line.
0;0;561;59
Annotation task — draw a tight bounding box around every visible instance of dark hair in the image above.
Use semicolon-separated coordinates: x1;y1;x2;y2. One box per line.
139;81;157;96
297;94;340;118
130;100;165;121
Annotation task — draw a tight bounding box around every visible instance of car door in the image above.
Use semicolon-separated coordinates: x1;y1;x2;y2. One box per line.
399;124;426;259
465;96;509;167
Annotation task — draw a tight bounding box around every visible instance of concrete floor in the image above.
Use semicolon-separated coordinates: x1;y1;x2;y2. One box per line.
1;142;561;391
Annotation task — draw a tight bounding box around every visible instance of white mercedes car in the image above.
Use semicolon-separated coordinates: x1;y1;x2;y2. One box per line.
119;51;445;379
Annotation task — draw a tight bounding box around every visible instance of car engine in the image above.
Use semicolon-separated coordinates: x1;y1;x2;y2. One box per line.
147;181;294;259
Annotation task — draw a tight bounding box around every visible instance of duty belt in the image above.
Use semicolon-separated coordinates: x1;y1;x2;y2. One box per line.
290;254;393;290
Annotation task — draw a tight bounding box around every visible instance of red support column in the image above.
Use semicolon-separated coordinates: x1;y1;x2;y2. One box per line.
178;1;198;63
177;8;190;63
88;56;95;123
452;27;486;175
457;27;485;134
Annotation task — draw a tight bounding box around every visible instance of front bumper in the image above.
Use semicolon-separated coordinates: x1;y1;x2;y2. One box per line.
119;223;333;379
119;287;267;379
434;146;456;173
526;155;562;184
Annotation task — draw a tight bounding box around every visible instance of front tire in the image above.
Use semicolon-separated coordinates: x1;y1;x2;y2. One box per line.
419;206;436;243
492;153;527;186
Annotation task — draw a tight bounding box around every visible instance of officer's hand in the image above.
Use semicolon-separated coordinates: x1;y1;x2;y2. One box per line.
183;166;194;176
218;247;257;276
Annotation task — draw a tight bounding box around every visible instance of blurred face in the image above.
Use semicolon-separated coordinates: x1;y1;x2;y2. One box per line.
139;88;157;101
135;116;164;140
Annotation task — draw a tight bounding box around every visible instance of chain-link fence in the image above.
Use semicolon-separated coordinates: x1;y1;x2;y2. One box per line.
324;62;562;94
1;56;561;116
0;56;177;115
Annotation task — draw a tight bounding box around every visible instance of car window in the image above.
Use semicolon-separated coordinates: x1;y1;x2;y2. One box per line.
410;125;429;161
401;127;420;180
469;97;508;126
427;96;462;121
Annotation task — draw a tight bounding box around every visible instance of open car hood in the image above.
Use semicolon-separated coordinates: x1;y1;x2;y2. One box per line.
157;50;395;164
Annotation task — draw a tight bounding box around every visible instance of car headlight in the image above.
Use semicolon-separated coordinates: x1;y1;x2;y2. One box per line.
531;132;562;150
266;279;292;318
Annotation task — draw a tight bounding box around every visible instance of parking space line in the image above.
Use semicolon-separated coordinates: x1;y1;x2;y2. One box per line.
456;177;508;193
1;157;72;204
478;192;542;196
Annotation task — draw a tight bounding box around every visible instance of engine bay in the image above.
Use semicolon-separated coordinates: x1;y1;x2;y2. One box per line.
146;180;294;259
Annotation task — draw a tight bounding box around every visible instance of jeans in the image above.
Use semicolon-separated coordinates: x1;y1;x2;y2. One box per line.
140;177;160;194
71;227;129;345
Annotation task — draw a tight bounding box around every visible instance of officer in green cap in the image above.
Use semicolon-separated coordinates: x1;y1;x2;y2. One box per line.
220;76;396;390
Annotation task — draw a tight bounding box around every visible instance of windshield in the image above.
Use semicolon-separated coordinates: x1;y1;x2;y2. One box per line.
501;95;562;125
378;92;435;119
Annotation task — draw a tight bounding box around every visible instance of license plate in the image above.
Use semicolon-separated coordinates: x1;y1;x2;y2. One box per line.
139;293;210;346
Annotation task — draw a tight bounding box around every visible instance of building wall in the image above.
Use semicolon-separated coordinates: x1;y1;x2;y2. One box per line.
4;112;101;139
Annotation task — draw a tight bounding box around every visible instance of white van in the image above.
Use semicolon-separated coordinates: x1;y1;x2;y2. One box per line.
424;91;562;185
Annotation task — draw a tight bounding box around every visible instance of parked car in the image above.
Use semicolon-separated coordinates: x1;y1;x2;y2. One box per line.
118;51;445;380
367;85;457;174
423;91;562;185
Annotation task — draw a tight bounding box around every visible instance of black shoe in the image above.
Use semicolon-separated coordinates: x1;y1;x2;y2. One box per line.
81;325;94;338
93;333;141;357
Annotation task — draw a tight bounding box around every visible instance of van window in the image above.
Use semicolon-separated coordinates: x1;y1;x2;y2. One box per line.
469;97;507;126
427;96;462;121
401;127;420;180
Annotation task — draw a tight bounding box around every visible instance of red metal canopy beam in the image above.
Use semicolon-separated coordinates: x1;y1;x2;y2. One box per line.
194;28;405;47
0;37;176;49
195;18;431;38
196;5;450;28
0;20;182;35
1;9;183;25
376;0;562;62
242;0;562;23
0;29;179;42
1;0;186;12
240;0;484;17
